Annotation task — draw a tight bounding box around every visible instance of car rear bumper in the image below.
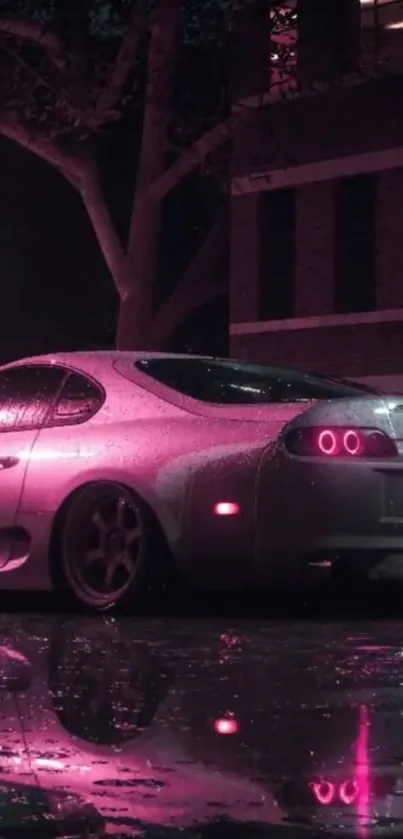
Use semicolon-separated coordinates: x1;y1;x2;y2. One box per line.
257;451;403;580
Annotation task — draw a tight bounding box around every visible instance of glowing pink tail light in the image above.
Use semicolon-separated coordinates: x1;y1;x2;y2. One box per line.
213;716;239;735
343;429;363;456
318;430;338;456
285;425;397;459
213;501;240;517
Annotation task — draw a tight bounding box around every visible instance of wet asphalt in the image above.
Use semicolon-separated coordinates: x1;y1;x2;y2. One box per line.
0;587;403;837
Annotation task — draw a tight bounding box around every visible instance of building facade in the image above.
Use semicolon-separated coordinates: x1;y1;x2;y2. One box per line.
230;0;403;387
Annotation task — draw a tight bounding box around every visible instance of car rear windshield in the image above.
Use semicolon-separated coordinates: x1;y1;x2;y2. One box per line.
136;358;374;405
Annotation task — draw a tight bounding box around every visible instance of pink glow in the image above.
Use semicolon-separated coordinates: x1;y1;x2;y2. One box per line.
17;446;97;462
339;779;359;805
213;717;239;735
318;429;338;456
355;704;370;838
312;780;335;805
35;758;64;770
343;429;363;456
213;501;240;517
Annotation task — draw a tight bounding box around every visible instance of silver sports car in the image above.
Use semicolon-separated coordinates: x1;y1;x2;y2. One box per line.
0;349;402;610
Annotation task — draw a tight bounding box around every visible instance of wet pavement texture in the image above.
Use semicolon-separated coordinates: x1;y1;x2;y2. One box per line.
0;599;403;837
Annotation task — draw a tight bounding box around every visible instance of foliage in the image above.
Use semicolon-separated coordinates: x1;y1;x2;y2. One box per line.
0;0;236;169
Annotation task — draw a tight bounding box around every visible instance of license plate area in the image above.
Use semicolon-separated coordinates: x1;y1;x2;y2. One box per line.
383;475;403;519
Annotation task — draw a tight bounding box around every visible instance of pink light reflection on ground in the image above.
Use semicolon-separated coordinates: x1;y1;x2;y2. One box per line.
213;501;240;516
312;780;335;805
355;704;370;838
339;779;359;805
213;717;240;735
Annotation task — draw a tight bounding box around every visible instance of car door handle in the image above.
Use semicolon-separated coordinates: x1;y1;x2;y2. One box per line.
0;457;19;470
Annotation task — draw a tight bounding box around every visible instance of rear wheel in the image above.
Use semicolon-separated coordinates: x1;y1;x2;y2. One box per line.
59;481;162;611
331;555;369;593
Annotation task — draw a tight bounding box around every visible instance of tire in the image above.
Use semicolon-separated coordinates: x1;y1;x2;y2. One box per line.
59;481;164;611
331;555;368;592
48;620;171;745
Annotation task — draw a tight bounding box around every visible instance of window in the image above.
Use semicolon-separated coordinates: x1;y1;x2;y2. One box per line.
334;174;376;313
259;188;296;320
136;358;372;405
49;372;104;426
0;365;66;432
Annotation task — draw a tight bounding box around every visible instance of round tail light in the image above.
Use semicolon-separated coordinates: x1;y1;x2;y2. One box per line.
318;429;338;456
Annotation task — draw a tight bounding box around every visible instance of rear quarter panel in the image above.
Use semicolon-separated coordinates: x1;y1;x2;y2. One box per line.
20;416;204;556
19;412;269;572
20;372;306;582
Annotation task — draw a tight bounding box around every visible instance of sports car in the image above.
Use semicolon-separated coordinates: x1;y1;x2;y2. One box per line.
0;349;402;610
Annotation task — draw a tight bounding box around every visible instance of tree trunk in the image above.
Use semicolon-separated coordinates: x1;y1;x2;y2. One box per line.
115;286;154;350
119;0;181;350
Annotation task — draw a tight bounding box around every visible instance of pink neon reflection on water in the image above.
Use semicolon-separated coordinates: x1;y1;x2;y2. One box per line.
312;780;335;805
355;704;370;838
339;779;359;805
312;778;359;806
213;717;240;735
213;501;240;517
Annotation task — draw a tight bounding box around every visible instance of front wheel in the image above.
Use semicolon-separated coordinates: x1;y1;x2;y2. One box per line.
59;481;162;611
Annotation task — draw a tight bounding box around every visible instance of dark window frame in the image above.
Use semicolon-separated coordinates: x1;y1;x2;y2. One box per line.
259;187;296;321
333;173;376;314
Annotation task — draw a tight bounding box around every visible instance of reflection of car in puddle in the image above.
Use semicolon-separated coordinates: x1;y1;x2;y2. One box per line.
0;646;32;693
2;621;403;836
0;619;284;835
174;633;403;836
278;705;403;835
0;779;104;836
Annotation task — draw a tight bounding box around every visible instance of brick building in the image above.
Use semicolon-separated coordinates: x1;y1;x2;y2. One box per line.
229;0;403;388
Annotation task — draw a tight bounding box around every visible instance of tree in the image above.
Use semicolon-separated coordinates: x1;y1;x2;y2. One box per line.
0;0;235;349
0;0;366;350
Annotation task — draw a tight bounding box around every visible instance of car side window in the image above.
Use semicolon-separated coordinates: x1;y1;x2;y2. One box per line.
137;359;277;404
49;372;104;426
136;359;368;404
0;365;67;432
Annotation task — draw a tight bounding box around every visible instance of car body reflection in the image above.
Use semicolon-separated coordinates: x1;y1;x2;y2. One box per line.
0;618;402;836
0;618;284;835
0;778;104;836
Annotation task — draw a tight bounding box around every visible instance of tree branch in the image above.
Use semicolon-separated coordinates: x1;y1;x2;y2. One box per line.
0;113;81;180
0;19;65;67
94;0;148;122
148;109;247;201
80;167;133;302
127;0;181;260
150;208;228;348
148;83;305;202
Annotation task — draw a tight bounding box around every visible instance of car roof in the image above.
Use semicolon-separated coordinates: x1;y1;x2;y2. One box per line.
3;350;218;381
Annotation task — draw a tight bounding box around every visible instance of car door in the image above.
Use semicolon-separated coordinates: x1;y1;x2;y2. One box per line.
0;364;66;565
